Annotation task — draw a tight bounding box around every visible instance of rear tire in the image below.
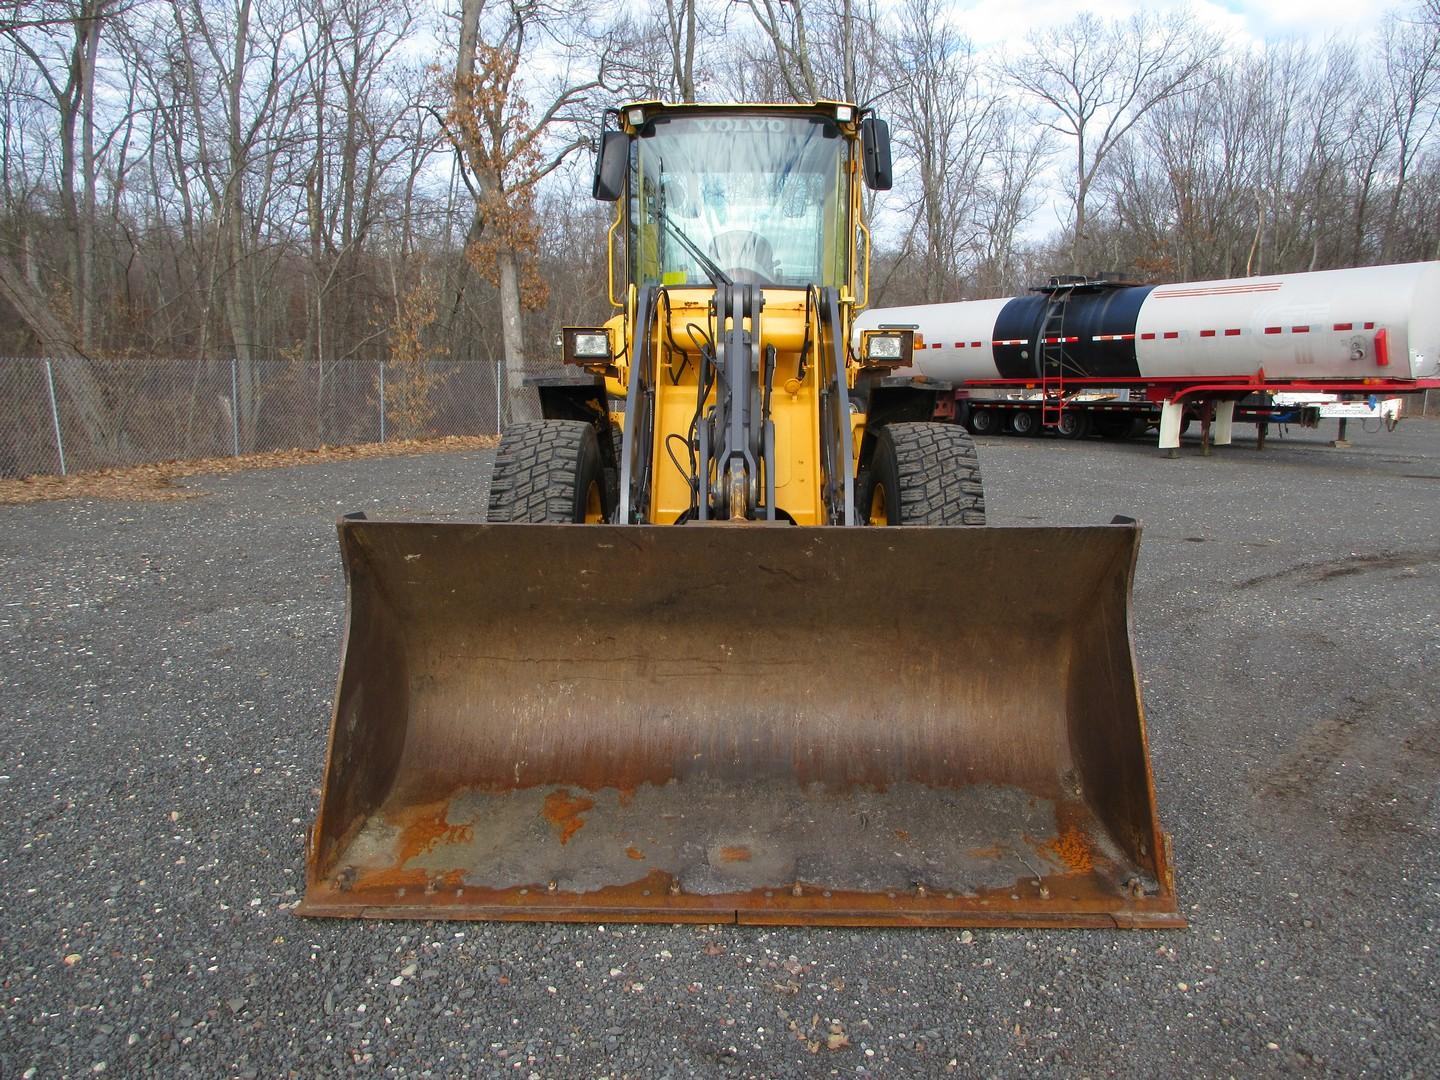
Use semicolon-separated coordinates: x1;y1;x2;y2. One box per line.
1056;410;1091;439
1009;409;1041;437
860;422;985;525
487;420;611;523
965;407;999;436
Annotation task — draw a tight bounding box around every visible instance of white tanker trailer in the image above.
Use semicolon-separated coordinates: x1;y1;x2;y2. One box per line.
854;262;1440;447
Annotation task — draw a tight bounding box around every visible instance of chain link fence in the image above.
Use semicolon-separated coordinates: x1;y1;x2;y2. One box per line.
0;356;507;478
3;355;1435;480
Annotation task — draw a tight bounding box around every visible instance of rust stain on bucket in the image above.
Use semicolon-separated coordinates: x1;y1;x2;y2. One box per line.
350;802;474;890
542;790;595;845
394;801;473;861
1045;827;1094;874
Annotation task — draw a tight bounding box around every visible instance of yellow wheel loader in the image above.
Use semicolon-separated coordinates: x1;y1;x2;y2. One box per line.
299;101;1182;928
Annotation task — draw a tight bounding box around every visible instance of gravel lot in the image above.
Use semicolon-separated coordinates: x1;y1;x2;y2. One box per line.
2;420;1437;1078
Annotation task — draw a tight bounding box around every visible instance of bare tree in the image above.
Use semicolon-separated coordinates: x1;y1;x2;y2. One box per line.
0;0;126;455
1379;5;1440;260
1100;50;1271;280
732;0;819;101
449;0;608;420
169;0;319;447
1007;10;1217;270
664;0;700;101
3;0;121;350
881;0;1001;301
295;0;440;437
607;0;718;102
972;113;1050;296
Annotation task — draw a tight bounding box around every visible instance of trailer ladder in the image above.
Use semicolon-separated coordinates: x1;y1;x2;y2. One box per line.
1039;280;1076;428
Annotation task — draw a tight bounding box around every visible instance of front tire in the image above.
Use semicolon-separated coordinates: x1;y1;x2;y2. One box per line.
487;420;611;523
860;422;985;526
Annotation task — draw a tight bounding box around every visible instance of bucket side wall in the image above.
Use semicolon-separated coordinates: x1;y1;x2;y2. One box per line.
1064;546;1166;883
308;533;413;884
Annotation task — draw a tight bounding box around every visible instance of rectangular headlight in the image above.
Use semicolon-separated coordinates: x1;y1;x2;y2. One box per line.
865;334;903;360
563;328;612;365
573;332;610;358
859;328;914;368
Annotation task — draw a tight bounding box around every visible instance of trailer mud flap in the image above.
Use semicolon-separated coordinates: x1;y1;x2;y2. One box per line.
298;520;1182;928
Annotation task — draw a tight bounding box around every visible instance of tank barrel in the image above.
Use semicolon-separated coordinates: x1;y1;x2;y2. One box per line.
856;261;1440;384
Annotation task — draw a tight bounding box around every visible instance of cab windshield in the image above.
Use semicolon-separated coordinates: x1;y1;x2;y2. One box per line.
629;114;851;289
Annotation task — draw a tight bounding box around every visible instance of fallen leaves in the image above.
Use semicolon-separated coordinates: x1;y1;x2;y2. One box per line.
0;435;500;505
785;1012;851;1054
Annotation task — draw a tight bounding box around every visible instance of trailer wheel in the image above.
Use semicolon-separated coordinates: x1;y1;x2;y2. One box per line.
966;407;1000;436
860;422;985;526
487;420;611;523
1009;409;1041;437
1056;411;1091;439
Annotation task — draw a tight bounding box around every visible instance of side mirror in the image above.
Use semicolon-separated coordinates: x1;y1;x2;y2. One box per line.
860;117;892;191
592;130;629;202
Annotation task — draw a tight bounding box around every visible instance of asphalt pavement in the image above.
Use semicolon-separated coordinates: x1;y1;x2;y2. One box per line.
1;419;1436;1078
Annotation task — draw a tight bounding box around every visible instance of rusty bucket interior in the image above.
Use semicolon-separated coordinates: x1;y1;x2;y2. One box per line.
298;519;1182;928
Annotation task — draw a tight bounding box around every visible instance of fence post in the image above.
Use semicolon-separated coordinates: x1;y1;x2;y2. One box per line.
44;358;67;476
495;359;502;433
379;359;387;443
229;357;240;456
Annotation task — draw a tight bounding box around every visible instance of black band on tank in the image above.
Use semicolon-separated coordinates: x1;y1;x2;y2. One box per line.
990;286;1154;380
1067;286;1151;378
992;295;1047;379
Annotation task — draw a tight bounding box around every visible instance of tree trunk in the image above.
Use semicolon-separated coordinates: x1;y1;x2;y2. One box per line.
0;254;114;458
79;0;102;350
1072;135;1087;270
496;249;538;422
222;214;260;451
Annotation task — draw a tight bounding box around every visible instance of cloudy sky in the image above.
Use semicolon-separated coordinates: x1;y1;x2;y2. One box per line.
953;0;1404;50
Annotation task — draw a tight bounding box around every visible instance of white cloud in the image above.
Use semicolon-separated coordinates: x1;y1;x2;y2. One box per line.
945;0;1395;53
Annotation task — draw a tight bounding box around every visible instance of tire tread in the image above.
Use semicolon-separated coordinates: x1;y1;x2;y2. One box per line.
881;422;986;525
486;420;595;522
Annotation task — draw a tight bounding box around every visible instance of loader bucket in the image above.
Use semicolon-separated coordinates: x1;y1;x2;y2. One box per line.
298;519;1182;928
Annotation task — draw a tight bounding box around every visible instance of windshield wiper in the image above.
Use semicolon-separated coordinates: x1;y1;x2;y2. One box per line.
657;209;733;287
